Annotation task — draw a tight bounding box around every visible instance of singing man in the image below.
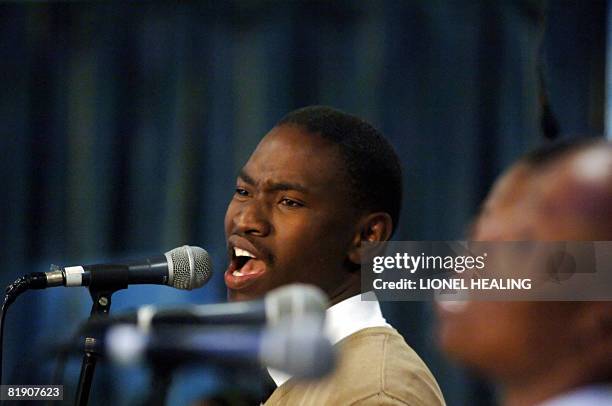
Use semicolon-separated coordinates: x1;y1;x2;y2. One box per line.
224;106;445;405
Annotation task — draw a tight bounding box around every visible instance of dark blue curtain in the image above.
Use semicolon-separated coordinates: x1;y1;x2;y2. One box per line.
0;1;605;404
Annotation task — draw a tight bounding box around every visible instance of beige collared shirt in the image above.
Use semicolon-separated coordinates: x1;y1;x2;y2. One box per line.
265;293;446;405
268;292;390;387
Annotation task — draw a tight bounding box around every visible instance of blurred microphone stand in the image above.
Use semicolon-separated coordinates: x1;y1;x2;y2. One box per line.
142;358;178;406
75;281;126;406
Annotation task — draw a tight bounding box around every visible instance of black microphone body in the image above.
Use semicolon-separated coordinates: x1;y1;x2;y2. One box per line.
120;256;170;284
56;255;170;289
25;245;212;291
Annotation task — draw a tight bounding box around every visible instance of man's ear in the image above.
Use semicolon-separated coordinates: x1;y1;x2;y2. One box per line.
347;212;393;265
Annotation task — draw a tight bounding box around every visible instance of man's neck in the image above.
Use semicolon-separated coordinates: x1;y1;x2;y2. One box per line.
327;280;361;307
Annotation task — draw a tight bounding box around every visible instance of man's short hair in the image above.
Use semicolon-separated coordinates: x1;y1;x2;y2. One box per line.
278;105;403;235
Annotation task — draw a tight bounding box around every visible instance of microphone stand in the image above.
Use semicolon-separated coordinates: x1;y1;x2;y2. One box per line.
142;361;176;406
74;288;115;406
74;268;128;406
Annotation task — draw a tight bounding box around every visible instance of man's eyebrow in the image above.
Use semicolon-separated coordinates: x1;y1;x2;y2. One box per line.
238;169;256;185
237;169;309;193
267;181;309;194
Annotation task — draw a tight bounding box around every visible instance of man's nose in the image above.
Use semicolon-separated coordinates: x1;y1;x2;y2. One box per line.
233;200;271;236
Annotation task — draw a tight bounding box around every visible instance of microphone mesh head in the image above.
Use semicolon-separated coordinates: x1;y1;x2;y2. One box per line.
260;316;336;378
165;246;213;290
265;284;327;325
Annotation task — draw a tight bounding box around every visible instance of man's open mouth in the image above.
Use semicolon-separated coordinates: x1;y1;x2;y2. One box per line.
231;247;265;276
224;245;268;290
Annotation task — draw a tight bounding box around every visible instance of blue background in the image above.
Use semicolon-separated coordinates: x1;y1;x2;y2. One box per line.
0;1;606;404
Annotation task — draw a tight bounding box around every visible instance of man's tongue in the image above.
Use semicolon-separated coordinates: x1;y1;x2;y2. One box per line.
239;258;266;275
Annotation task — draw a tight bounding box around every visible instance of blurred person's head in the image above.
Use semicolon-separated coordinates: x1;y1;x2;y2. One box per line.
436;139;612;406
224;106;402;303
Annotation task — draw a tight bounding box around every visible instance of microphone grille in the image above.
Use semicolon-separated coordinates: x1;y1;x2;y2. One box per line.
166;245;213;290
261;317;336;379
265;284;327;325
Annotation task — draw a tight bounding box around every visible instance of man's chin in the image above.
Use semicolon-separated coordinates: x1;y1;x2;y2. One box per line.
225;276;285;302
227;289;255;302
226;283;268;302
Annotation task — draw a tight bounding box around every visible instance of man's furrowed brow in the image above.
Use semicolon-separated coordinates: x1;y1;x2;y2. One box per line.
267;181;309;194
237;169;309;193
238;169;256;185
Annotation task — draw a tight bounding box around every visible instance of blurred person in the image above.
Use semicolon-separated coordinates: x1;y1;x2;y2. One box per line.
224;106;445;405
437;139;612;406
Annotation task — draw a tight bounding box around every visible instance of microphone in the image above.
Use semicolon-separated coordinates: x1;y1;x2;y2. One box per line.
105;317;336;379
24;245;213;291
82;284;327;333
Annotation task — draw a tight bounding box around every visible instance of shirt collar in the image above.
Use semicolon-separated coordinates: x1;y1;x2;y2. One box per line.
324;291;390;344
268;292;390;387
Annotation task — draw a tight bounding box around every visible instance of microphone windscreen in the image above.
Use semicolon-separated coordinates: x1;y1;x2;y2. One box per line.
260;316;335;379
265;284;327;325
165;245;213;290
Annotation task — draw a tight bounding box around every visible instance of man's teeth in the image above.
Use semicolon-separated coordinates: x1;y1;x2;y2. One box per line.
231;248;257;277
234;247;255;258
